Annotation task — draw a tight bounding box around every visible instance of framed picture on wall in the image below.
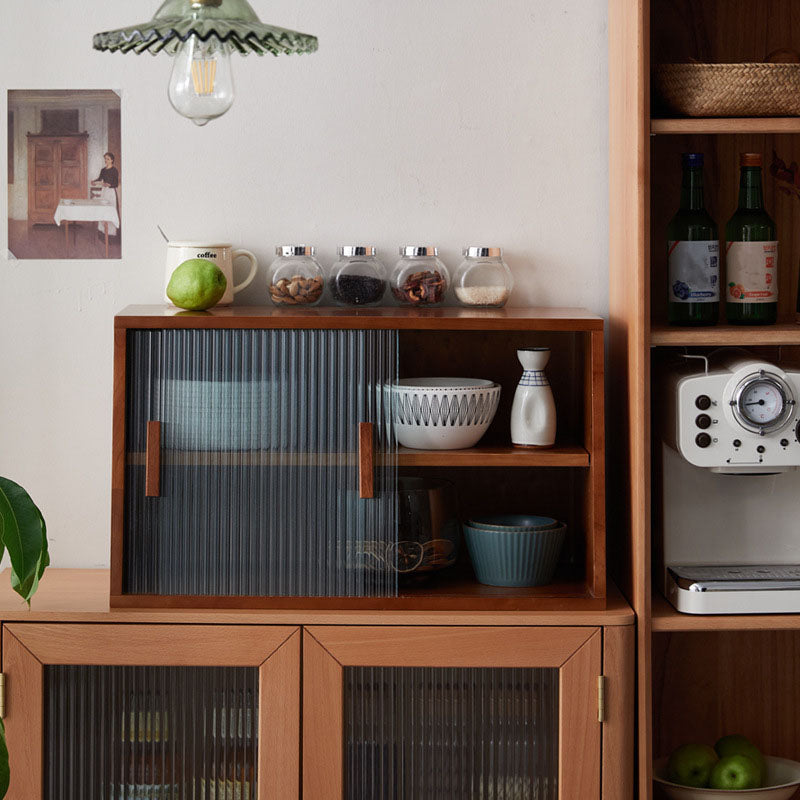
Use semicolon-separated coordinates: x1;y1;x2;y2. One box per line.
7;89;122;260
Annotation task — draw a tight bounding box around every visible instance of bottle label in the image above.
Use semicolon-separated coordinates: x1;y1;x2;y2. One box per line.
668;241;720;303
726;242;778;304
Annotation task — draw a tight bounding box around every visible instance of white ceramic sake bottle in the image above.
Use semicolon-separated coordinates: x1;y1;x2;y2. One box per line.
510;347;556;447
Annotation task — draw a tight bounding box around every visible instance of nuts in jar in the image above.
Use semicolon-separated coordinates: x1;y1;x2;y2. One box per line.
268;245;325;307
269;275;324;305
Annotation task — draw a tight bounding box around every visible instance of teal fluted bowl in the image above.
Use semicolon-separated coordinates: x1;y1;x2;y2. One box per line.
464;523;566;587
466;514;559;532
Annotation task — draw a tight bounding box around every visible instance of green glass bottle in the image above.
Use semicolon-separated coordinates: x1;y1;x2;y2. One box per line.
725;153;778;325
667;153;720;325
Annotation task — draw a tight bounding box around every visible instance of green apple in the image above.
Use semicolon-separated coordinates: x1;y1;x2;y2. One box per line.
714;734;766;785
167;258;227;311
709;754;762;790
666;743;718;788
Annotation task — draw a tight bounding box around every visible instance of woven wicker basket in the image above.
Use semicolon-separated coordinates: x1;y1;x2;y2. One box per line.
654;63;800;117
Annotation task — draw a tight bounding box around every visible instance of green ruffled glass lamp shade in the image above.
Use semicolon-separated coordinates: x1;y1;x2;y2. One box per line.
93;0;318;125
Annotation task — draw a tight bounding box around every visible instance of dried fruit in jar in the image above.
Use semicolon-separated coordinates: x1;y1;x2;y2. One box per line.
391;270;446;305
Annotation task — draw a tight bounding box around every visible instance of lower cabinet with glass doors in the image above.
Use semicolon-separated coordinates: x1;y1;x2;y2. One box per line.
1;620;633;799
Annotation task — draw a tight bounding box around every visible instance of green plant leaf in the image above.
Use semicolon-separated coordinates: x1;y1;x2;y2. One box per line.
0;477;48;606
0;718;9;798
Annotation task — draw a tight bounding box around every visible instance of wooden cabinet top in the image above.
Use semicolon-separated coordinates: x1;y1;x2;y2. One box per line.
116;305;604;332
0;569;634;626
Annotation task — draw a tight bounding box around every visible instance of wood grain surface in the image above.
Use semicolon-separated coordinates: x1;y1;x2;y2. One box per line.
304;625;600;668
603;625;636;800
3;628;43;800
3;623;298;666
260;629;301;799
653;629;800;761
302;631;344;800
114;305;604;331
560;629;603;799
0;569;634;626
609;0;653;795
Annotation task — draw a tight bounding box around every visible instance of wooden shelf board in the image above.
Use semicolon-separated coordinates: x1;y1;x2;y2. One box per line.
650;322;800;347
116;305;604;332
127;444;590;468
651;117;800;135
114;576;604;612
652;592;800;631
0;570;634;626
398;444;589;466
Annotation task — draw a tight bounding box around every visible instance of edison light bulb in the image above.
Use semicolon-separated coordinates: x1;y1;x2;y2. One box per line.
168;36;235;126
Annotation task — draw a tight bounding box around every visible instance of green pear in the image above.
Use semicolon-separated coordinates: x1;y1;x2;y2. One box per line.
167;258;227;311
666;743;718;788
714;734;766;785
709;754;762;790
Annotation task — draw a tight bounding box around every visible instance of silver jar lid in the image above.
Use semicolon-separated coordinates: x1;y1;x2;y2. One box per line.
400;246;438;257
463;247;503;258
277;245;315;256
338;246;376;257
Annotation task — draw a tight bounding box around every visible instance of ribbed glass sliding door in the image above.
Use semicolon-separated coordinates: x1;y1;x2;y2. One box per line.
45;665;258;800
345;666;558;800
124;328;398;597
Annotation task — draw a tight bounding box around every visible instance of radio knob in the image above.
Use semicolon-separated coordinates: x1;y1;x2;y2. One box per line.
696;414;712;429
695;433;712;448
695;395;712;410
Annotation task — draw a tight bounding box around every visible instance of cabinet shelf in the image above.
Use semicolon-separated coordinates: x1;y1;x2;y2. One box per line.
398;443;589;466
652;592;800;631
127;444;590;468
650;322;800;347
651;117;800;135
110;576;605;612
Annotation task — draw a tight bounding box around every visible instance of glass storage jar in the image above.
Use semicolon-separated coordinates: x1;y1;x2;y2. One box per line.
453;247;513;307
330;246;387;306
391;246;449;306
268;245;324;306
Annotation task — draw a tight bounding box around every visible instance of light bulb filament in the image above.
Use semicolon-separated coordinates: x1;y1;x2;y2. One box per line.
191;59;218;96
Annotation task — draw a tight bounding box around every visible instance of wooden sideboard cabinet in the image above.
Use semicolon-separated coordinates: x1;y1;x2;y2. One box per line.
26;133;88;228
0;570;634;799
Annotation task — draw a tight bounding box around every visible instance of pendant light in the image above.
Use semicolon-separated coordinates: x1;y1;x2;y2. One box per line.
93;0;317;126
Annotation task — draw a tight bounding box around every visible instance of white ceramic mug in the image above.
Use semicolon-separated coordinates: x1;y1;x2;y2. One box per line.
165;241;258;306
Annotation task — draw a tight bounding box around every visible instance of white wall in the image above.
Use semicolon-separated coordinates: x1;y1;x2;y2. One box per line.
0;0;609;568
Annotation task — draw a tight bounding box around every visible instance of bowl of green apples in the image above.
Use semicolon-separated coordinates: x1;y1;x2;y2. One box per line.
654;735;800;799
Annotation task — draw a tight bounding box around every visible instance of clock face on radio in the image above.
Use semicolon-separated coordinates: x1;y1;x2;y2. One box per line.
731;371;795;434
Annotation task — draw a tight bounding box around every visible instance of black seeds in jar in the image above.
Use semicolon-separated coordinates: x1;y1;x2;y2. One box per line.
331;274;386;306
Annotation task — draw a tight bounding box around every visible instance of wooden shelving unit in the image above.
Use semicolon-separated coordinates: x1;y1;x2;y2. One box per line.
611;1;800;797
